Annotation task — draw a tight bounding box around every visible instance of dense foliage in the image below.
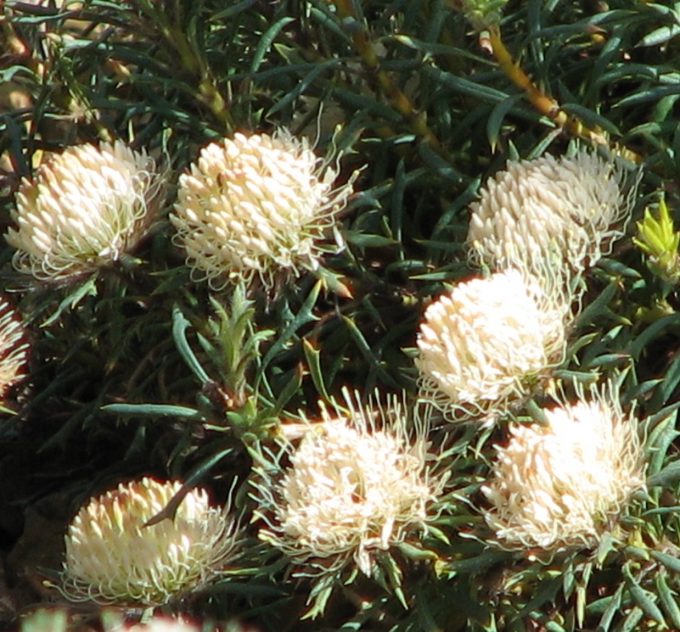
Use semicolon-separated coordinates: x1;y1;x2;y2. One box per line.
2;0;680;630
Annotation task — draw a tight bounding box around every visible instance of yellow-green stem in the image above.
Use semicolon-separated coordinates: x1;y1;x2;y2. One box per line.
152;10;233;130
331;0;444;155
487;27;641;164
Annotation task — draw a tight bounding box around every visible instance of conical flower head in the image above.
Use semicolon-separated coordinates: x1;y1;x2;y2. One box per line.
0;296;29;406
416;268;568;418
171;130;356;290
483;384;645;550
467;149;638;274
61;478;238;605
6;141;163;282
253;391;444;577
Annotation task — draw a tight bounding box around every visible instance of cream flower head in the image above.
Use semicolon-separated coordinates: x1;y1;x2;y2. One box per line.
467;148;638;274
253;390;444;577
6;141;163;282
171;130;357;290
415;268;568;419
119;616;200;632
60;477;238;605
0;296;29;406
482;383;645;550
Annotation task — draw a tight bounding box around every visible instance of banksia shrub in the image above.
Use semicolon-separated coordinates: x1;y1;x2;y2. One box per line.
4;0;680;629
415;269;568;418
60;478;239;605
482;383;645;550
0;296;29;407
467;149;637;275
253;392;445;579
5;142;163;282
171;130;357;290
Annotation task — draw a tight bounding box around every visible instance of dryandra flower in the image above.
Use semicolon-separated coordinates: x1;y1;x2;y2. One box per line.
6;141;163;282
0;296;29;406
123;616;200;632
171;130;357;290
415;268;568;418
253;391;445;577
467;148;639;274
483;383;645;550
60;478;238;605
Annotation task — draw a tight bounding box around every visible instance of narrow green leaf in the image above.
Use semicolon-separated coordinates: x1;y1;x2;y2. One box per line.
572;282;618;328
629;314;680;358
209;0;256;20
638;24;680;48
172;306;211;384
651;550;680;574
647;460;680;488
623;563;665;624
268;62;333;115
302;339;330;400
259;281;321;379
561;102;621;135
273;368;303;413
594;583;624;631
395;541;438;562
341;316;399;388
145;446;234;525
486;95;522;152
41;276;98;327
657;572;680;629
620;607;644;632
102;403;203;419
249;17;295;73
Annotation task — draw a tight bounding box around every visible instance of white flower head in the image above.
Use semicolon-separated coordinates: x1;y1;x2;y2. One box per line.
60;477;239;605
467;148;639;274
415;268;568;419
0;296;29;405
6;141;163;282
121;616;200;632
253;390;445;577
171;129;357;290
482;382;646;550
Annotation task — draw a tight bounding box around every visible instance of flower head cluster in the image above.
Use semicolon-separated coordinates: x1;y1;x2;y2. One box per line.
171;130;356;290
467;149;638;275
0;296;29;405
482;384;645;550
253;391;444;577
416;268;568;418
5;141;163;282
61;477;238;605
